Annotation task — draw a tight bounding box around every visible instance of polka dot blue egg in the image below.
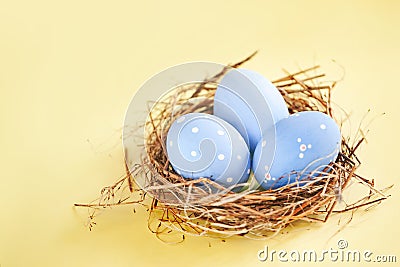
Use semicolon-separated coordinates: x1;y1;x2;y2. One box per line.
213;68;289;153
252;111;341;189
166;113;251;188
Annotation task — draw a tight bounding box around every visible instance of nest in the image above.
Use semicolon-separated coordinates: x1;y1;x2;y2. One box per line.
75;52;390;242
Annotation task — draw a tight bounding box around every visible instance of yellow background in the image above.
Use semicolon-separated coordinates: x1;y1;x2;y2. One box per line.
1;0;399;266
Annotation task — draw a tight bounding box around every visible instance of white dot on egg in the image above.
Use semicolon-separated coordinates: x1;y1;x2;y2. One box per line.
237;155;242;160
264;165;269;171
247;169;251;174
191;151;197;157
299;153;304;159
217;130;225;136
261;140;267;147
320;124;326;130
177;116;185;123
300;144;307;152
272;177;276;181
169;141;173;147
297;137;302;143
191;127;199;133
218;154;225;160
226;177;233;183
308;144;312;149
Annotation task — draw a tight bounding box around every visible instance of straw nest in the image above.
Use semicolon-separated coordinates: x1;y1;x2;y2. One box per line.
75;52;390;242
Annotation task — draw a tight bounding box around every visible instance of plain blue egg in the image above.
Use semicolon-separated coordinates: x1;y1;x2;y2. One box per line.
213;68;289;152
252;111;341;189
166;113;251;188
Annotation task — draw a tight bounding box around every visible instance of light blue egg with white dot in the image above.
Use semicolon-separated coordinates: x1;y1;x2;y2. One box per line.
166;113;251;188
213;68;289;153
252;111;341;190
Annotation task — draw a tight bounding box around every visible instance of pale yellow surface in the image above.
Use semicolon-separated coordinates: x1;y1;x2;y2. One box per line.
1;0;399;266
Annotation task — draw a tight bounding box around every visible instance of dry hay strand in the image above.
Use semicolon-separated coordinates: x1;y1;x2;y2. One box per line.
75;52;390;242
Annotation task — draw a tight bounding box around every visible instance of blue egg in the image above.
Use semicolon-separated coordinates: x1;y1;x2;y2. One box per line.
166;113;251;188
213;68;289;153
252;111;341;189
